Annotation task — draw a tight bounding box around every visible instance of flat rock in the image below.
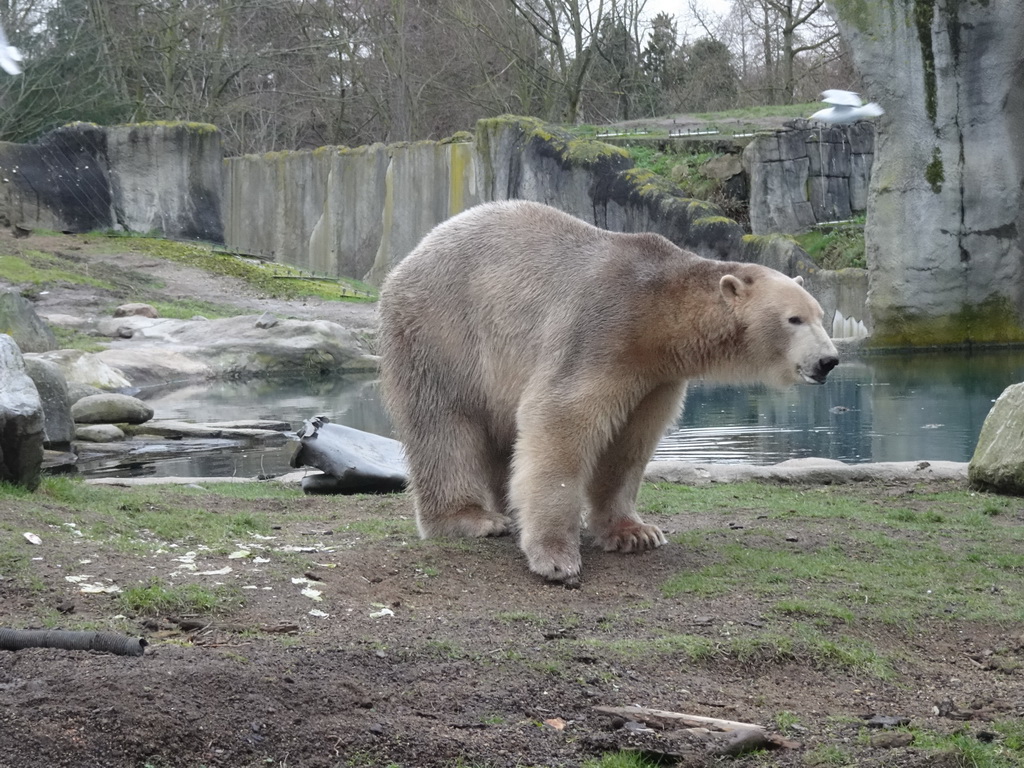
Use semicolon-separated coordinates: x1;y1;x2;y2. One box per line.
644;458;968;486
76;424;127;442
130;420;288;442
90;314;376;386
87;458;969;489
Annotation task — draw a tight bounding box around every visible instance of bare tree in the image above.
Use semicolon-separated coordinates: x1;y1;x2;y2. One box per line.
730;0;838;103
506;0;609;123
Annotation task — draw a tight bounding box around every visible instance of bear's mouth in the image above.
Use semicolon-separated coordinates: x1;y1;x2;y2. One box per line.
799;356;840;384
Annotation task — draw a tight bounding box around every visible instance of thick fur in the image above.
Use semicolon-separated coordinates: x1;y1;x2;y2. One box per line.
378;201;838;583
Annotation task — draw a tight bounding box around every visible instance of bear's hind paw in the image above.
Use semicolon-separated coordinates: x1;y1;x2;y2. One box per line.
598;520;667;554
419;506;511;539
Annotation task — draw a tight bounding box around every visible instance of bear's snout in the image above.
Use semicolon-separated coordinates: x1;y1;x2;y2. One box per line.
809;355;839;383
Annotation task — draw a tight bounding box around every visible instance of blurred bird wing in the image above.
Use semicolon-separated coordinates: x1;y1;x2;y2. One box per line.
0;24;22;75
820;89;863;107
859;102;885;117
810;105;854;122
0;47;22;75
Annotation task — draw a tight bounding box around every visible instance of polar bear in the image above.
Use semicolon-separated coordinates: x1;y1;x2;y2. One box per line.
378;200;838;584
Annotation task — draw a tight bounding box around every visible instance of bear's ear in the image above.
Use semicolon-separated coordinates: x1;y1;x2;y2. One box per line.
793;275;804;286
720;274;748;303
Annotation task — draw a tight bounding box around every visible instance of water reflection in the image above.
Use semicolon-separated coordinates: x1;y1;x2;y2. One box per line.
658;351;1024;464
97;351;1024;478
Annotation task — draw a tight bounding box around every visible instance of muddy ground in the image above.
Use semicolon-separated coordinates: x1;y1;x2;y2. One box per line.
1;232;1022;767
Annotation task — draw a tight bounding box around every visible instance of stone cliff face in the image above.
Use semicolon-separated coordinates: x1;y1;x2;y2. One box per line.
828;0;1024;346
742;122;875;236
0;122;223;243
223;116;819;289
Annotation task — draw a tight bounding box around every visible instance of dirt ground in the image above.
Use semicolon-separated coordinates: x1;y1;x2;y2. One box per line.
1;233;1022;767
1;479;1022;768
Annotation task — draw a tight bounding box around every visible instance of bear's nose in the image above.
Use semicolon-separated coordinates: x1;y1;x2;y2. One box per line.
818;356;839;377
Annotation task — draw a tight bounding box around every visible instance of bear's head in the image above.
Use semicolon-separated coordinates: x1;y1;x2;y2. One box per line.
719;269;839;388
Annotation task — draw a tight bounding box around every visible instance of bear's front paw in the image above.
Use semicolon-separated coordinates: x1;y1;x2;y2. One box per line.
597;519;667;554
523;543;583;587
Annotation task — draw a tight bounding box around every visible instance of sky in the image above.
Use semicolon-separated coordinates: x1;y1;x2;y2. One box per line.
640;0;734;33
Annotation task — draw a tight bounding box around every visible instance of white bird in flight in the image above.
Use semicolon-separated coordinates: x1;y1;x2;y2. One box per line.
0;23;23;75
810;90;883;125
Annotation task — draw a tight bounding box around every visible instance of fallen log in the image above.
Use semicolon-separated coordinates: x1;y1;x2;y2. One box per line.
594;705;766;732
291;416;408;495
595;705;800;758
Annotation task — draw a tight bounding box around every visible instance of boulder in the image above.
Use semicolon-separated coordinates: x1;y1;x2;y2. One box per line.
90;314;377;386
72;393;154;425
0;291;57;353
0;334;44;490
114;303;159;318
22;357;74;450
33;349;131;390
76;424;126;443
969;383;1024;494
700;154;743;181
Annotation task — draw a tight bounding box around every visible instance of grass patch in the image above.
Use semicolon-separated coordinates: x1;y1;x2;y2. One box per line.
144;298;241;320
99;234;376;302
0;538;45;592
0;251;118;291
16;476;272;549
119;578;243;617
912;723;1024;768
583;753;661;768
576;623;892;677
642;482;1024;624
50;325;108;352
628;146;721;200
696;102;820;122
794;217;866;269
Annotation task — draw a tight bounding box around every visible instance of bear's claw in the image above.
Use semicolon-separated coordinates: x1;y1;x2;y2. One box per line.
598;520;667;553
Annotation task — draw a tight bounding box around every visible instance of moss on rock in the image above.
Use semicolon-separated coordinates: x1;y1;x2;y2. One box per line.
925;147;944;192
869;294;1024;348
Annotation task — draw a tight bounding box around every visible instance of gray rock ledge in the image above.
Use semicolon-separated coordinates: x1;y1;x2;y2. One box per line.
84;457;970;487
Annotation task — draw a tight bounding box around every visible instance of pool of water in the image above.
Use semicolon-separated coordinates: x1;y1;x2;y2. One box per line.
84;350;1024;478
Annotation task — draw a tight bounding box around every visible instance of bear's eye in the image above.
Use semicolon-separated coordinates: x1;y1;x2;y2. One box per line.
788;316;803;325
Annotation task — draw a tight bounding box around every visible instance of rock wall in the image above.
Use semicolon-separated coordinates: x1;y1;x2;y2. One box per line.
224;139;479;285
828;0;1024;346
743;122;875;235
223;116;827;278
0;117;866;338
0;122;223;242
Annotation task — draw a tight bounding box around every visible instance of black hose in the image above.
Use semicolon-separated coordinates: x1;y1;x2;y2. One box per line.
0;628;147;656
